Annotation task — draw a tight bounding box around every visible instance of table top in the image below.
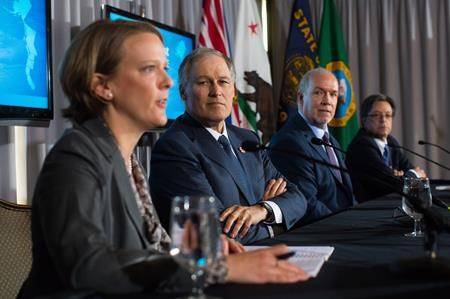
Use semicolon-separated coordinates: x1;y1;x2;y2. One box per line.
104;185;450;299
206;194;450;299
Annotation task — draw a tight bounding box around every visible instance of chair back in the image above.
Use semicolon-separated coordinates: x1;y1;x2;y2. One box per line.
0;199;32;299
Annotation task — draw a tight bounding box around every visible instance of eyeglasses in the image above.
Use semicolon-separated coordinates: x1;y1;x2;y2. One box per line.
366;113;393;120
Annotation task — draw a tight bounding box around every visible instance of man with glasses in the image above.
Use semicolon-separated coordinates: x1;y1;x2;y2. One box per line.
269;68;356;225
346;94;426;202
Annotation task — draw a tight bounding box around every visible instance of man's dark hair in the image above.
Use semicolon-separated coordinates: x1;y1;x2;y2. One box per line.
360;93;396;126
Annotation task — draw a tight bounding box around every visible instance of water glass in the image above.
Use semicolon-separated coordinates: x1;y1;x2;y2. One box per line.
401;177;432;237
169;196;221;298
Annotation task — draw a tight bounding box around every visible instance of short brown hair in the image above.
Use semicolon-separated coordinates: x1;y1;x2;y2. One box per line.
178;47;235;100
360;93;396;126
60;20;162;124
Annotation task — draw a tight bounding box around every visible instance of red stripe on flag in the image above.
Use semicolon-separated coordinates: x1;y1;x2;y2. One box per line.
199;0;229;56
204;3;227;55
214;0;226;34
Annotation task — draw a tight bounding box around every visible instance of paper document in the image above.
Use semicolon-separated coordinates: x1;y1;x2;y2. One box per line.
435;185;450;191
245;246;334;278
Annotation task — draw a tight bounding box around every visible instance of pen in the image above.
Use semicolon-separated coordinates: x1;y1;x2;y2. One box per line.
277;251;296;260
432;197;450;211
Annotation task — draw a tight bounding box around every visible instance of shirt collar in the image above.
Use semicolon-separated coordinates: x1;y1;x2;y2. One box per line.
373;138;388;155
205;124;230;141
298;110;329;139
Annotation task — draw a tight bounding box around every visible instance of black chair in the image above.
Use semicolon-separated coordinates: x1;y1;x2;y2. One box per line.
0;199;32;299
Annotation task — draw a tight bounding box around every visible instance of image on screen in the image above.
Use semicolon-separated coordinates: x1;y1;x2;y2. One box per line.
104;5;195;121
0;0;50;110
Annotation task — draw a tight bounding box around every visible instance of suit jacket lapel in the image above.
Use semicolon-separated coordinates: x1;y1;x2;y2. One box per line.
81;118;149;248
113;154;150;248
181;114;255;204
296;115;349;188
227;128;256;204
294;115;333;172
329;135;354;197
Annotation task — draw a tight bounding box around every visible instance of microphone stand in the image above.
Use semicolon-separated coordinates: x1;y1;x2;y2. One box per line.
309;139;450;277
388;144;450;171
313;137;450;210
243;140;450;238
419;140;450;155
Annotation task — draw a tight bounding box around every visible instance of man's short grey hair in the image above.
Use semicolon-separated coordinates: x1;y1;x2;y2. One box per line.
178;47;236;100
298;67;335;94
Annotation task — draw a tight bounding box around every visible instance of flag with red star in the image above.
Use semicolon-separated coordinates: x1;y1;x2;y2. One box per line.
232;0;274;144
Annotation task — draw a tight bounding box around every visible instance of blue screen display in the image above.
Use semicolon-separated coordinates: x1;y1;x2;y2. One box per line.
0;0;49;109
109;11;194;120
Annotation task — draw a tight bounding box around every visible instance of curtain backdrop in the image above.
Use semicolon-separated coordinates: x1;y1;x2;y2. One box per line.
1;0;449;202
270;0;450;181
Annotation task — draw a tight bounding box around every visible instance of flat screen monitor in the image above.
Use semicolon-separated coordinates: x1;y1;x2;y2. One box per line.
102;5;195;124
0;0;53;127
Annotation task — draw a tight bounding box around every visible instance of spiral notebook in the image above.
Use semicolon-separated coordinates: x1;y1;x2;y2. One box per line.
244;246;334;277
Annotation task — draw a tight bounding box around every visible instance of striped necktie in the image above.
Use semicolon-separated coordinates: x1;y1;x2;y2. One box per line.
322;133;343;183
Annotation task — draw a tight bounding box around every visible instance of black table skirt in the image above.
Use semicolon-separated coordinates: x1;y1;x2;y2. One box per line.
206;194;450;299
105;188;450;299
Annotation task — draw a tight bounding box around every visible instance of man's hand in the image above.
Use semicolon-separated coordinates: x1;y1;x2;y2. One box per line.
226;244;309;284
413;166;427;178
393;169;404;177
220;205;267;238
220;235;245;255
263;178;287;200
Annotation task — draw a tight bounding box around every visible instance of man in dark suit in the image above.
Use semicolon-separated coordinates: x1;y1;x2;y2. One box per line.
269;68;356;225
150;48;307;244
346;94;426;202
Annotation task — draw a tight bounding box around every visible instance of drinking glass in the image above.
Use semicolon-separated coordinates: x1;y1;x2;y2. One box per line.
169;196;221;298
401;177;432;237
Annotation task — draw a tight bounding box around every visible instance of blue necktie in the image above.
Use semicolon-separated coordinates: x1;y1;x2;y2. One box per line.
218;135;253;203
383;146;390;166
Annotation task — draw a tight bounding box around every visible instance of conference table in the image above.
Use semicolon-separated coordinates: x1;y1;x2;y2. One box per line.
109;182;450;299
206;182;450;299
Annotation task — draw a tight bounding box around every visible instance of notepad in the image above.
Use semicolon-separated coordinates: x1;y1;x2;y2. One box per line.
244;246;334;278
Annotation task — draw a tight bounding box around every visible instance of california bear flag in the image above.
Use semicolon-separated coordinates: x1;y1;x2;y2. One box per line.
232;0;274;144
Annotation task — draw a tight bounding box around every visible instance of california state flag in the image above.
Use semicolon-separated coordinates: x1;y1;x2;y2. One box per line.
232;0;274;144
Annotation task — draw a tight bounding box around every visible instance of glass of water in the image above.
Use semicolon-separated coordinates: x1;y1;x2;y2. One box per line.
169;196;221;298
401;177;432;237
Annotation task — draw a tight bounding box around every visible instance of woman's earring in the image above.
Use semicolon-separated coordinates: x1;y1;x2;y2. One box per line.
107;92;113;99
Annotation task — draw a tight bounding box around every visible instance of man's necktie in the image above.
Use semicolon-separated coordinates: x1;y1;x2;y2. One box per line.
382;146;390;166
322;133;343;183
218;135;253;203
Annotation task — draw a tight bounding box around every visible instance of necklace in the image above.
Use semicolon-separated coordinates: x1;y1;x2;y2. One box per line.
127;156;133;175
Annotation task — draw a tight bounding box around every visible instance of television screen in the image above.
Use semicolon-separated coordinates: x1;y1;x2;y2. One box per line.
103;5;195;122
0;0;53;126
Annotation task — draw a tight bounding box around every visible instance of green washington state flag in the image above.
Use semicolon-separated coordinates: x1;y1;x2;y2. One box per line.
318;0;359;150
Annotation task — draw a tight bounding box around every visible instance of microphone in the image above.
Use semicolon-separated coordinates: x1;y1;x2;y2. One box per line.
310;137;324;146
311;137;347;154
244;140;450;253
310;140;450;259
418;140;450;155
245;140;404;198
388;143;450;171
314;139;449;211
241;141;267;152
